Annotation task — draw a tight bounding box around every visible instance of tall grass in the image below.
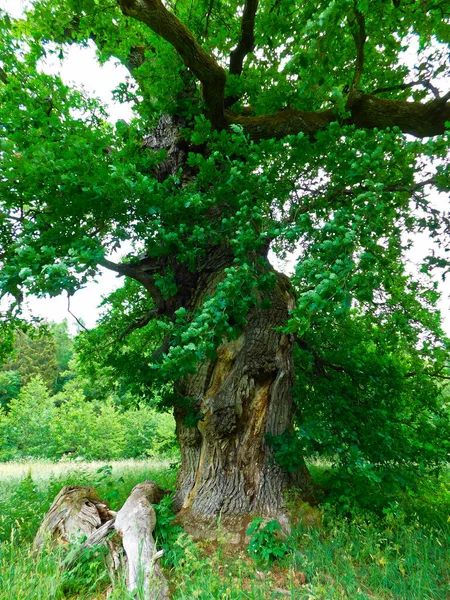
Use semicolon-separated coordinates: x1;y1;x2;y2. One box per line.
0;460;449;599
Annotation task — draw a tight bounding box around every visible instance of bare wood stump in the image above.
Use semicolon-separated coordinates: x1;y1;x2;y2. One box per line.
34;481;171;599
33;486;116;551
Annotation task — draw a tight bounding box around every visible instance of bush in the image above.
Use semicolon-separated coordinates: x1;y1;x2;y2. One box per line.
2;377;56;459
0;375;178;461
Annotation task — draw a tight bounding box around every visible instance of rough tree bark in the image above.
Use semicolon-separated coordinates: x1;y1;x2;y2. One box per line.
172;266;314;538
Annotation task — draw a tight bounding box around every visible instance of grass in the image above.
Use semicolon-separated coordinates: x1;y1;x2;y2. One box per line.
0;460;449;599
0;458;174;483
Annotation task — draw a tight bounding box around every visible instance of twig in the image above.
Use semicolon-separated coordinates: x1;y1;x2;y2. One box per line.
67;295;88;331
372;80;440;97
203;0;215;37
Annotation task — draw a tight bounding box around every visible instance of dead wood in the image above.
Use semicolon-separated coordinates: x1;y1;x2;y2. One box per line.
115;482;170;599
33;485;116;551
34;480;171;599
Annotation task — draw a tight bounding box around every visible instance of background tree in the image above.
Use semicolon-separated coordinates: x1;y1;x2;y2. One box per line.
0;376;56;459
1;321;74;394
0;370;21;410
3;329;59;389
0;0;449;530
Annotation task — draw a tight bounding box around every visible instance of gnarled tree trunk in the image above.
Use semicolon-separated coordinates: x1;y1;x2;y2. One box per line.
173;268;312;537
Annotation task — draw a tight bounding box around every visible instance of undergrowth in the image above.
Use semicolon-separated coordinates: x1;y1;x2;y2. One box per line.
0;461;449;599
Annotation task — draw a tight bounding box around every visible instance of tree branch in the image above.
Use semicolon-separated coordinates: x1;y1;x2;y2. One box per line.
0;67;8;85
100;257;165;308
203;0;215;37
371;79;441;98
225;0;259;108
229;0;259;77
118;0;226;127
435;90;450;105
228;93;450;140
347;4;366;105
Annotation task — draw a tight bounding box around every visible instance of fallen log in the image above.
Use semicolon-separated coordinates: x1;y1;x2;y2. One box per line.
115;482;169;599
34;480;170;599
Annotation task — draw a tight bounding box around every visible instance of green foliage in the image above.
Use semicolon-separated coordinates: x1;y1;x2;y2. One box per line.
246;518;290;563
0;374;178;462
0;370;20;410
2;329;59;390
153;494;185;568
60;543;110;596
266;431;306;473
288;310;450;493
0;0;450;511
93;464;124;506
1;377;56;460
0;321;75;397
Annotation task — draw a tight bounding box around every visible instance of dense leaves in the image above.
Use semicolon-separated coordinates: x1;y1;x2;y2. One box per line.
0;374;177;461
0;0;450;493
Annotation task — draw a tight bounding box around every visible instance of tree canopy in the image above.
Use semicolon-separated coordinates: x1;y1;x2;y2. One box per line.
1;0;450;514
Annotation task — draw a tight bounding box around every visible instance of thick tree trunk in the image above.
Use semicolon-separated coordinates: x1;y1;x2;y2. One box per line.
173;268;312;536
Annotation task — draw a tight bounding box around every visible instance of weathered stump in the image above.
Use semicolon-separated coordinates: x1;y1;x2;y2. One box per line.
33;485;116;550
34;481;170;599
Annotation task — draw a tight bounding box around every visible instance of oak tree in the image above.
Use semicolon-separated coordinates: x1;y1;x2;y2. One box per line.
1;0;450;530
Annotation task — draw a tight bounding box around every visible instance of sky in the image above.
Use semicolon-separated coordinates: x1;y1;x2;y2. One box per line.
1;0;449;335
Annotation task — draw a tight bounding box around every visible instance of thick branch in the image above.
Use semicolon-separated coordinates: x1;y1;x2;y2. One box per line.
119;0;226;126
100;257;164;308
228;94;450;140
229;0;259;76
